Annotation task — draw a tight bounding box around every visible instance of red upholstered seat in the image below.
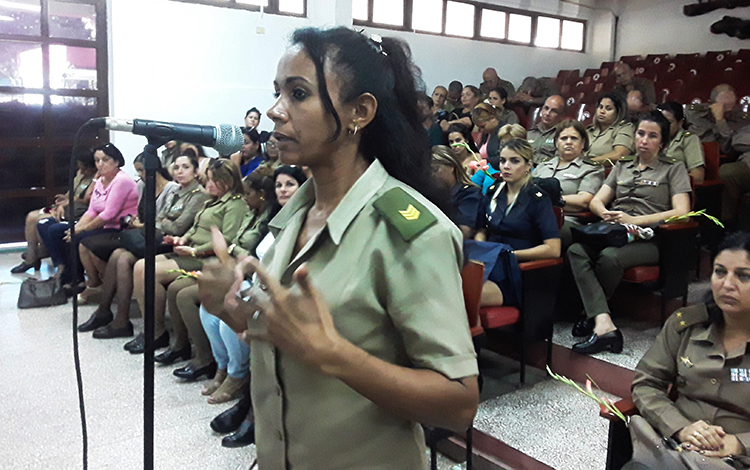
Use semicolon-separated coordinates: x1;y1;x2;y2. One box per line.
622;266;659;284
479;306;521;329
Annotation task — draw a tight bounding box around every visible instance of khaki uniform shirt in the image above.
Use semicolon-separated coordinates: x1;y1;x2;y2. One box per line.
686;106;750;152
632;304;750;453
613;77;656;106
231;207;273;258
604;155;692;216
533;156;605;196
182;191;249;255
155;181;211;236
664;129;705;172
250;159;478;470
498;107;519;127
587;120;636;161
528;125;557;164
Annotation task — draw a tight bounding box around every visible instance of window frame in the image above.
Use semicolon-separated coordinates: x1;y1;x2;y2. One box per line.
353;0;587;53
168;0;307;17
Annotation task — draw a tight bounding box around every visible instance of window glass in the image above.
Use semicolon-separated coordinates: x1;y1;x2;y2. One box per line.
352;0;368;21
49;45;97;90
278;0;304;14
445;1;474;38
50;95;98;139
373;0;403;26
508;13;531;43
412;0;442;33
0;0;41;36
561;20;584;51
48;1;96;40
535;16;560;48
480;9;505;39
236;0;268;5
0;93;44;137
0;41;43;88
0;146;45;190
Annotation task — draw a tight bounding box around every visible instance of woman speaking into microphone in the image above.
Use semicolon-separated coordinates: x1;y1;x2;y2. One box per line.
198;27;479;469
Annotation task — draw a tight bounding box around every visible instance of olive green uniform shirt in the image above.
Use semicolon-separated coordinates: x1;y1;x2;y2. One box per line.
155;181;211;236
498;107;520;127
249;159;478;470
528;124;557;164
604;155;692;216
182;191;249;255
632;304;750;453
613;77;657;107
231;207;273;259
686;106;750;152
586;120;636;161
664;129;705;172
533;156;605;196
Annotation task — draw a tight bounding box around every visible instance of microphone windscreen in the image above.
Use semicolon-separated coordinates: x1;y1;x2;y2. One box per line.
215;125;244;156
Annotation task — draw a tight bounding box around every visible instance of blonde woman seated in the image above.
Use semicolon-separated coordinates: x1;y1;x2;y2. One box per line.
474;139;561;306
431;145;483;239
533;119;605;248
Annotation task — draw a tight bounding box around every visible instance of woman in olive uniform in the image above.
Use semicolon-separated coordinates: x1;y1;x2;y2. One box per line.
658;101;706;184
624;232;750;469
129;159;249;354
568;112;692;355
587;92;635;165
198;27;479;470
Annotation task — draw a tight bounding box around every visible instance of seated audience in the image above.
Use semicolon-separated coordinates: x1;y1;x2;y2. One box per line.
567;112;691;355
612;61;656;106
77;153;210;338
258;135;281;172
471;103;505;164
244;107;261;130
431;85;449;113
471;124;527;194
417;93;444;146
445;80;463;112
128;159;248;354
487;87;520;127
586;92;635;165
446;123;479;172
231;128;264;177
480;67;515;98
625;232;750;469
687;84;750;151
11;148;96;274
38;143;139;289
160;140;181;170
474;139;561;307
533;119;604;248
440;85;481;132
718;120;750;227
508;76;560;112
657;101;706;183
77;153;179;302
431;145;483;239
528;95;566;164
626;89;651;123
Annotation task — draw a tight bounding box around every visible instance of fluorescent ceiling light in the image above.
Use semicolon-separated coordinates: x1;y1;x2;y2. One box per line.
0;14;14;21
0;1;41;13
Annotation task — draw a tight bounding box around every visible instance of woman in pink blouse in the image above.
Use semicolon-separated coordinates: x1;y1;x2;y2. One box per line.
39;143;138;290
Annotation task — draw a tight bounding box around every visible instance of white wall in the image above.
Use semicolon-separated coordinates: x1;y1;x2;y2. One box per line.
107;0;614;164
615;0;750;57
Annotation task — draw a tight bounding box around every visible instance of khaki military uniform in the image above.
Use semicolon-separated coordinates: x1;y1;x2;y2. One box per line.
533;156;605;197
632;303;750;453
182;191;249;255
719;122;750;222
686;105;750;151
155;180;210;236
586;120;636;162
613;77;657;106
664;129;705;172
230;207;273;258
567;155;691;318
528;124;557;164
498;107;520;126
249;159;478;470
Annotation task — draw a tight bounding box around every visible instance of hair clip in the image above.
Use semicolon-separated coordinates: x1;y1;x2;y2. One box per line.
358;29;387;56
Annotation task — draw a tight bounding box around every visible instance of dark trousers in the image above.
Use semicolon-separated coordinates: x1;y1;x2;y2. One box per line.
567;241;659;318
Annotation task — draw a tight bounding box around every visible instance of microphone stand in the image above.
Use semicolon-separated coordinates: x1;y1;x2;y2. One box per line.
141;138;166;470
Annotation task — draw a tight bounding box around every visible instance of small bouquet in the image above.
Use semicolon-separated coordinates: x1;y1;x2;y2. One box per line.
547;366;628;425
664;209;724;228
451;141;495;180
166;269;201;281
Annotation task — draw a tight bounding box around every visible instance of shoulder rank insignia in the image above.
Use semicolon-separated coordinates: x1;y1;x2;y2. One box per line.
373;187;437;242
680;356;694;368
619;155;636;162
672;304;710;332
659;155;677;164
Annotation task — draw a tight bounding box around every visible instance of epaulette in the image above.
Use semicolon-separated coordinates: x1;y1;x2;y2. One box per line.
658;155;677;164
671;304;709;333
230;194;244;200
372;187;437;242
582;158;599;166
619;155;636;162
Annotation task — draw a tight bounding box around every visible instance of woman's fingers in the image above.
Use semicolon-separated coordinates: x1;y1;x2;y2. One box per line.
247;257;285;305
211;226;232;266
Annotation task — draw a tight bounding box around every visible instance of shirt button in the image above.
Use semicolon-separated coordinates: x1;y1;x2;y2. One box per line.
277;430;284;441
710;378;718;385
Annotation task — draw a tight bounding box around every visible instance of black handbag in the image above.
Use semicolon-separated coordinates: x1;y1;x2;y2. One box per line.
17;276;67;309
570;221;629;251
120;228;167;258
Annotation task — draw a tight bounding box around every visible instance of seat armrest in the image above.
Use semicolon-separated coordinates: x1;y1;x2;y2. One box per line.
658;220;699;231
518;258;564;271
693;180;723;189
599;397;638;421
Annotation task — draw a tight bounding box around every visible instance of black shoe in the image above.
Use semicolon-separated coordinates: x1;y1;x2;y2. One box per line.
571;316;595;337
11;260;41;274
154;346;191;365
210;395;252;434
173;362;218;381
572;330;624;355
78;308;114;332
127;331;170;355
93;322;134;339
221;420;255;448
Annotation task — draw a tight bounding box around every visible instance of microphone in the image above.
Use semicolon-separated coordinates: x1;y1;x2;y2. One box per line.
94;117;244;155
